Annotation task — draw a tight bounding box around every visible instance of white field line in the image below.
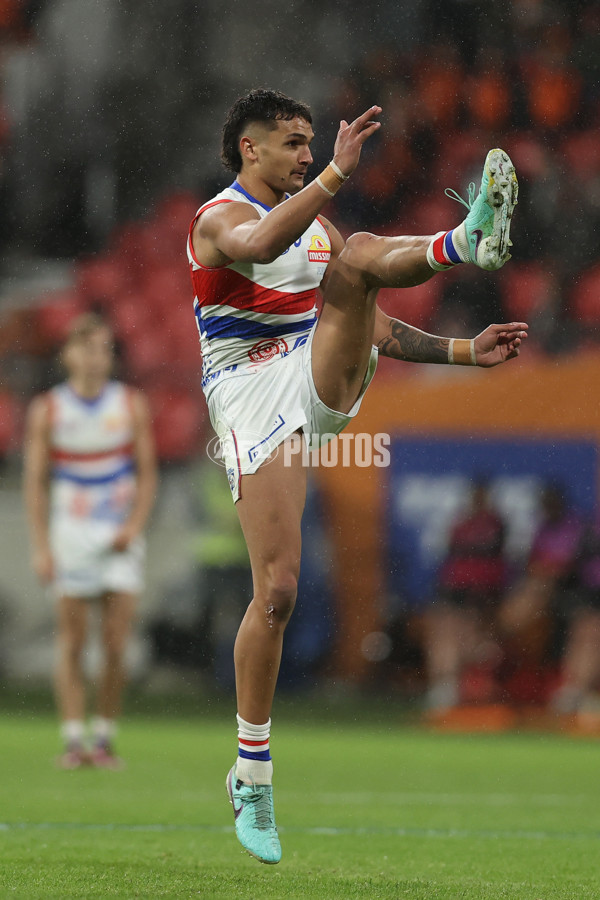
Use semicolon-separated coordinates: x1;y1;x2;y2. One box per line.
0;822;599;841
283;792;590;807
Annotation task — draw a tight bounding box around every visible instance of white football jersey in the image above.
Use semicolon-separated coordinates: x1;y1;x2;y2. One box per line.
187;181;331;397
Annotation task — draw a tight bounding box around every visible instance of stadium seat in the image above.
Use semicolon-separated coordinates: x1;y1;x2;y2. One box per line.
569;264;600;326
0;309;30;356
154;191;200;234
522;59;582;130
35;291;88;348
123;327;169;380
413;49;463;127
109;221;147;267
108;295;149;341
433;129;487;191
464;62;511;130
76;256;129;306
561;131;600;180
377;279;442;331
508;134;548;180
142;266;191;310
0;390;24;456
147;386;206;462
498;263;557;321
404;192;456;237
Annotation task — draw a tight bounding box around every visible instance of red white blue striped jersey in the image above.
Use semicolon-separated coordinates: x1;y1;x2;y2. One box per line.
47;381;137;523
187;181;331;397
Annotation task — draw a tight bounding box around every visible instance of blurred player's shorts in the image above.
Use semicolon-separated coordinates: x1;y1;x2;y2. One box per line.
50;518;145;598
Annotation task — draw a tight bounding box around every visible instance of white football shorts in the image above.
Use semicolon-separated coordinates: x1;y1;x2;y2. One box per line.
49;517;145;598
207;326;378;502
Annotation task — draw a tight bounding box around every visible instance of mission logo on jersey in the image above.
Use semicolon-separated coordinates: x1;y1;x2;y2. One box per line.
307;234;330;263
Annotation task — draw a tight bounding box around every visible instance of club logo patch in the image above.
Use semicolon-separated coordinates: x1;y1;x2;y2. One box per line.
248;338;288;362
307;234;331;263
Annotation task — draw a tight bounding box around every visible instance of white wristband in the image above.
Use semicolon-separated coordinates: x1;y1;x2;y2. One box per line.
330;159;349;181
315;175;335;198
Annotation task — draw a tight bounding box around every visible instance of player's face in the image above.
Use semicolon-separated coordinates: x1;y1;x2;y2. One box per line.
64;328;114;382
252;117;314;194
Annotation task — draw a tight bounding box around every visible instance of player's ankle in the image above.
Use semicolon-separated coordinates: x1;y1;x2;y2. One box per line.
235;757;273;785
426;226;469;272
61;718;85;747
91;716;117;747
236;714;273;785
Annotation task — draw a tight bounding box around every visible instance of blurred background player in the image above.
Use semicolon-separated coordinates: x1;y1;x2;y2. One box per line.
23;313;157;769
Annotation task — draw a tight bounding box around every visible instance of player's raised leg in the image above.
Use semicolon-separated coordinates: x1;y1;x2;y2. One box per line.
312;148;519;411
312;232;433;412
54;595;90;768
225;439;307;864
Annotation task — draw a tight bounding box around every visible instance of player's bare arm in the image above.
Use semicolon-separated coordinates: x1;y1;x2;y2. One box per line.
23;394;53;583
193;105;382;267
112;390;157;552
317;216;345;291
374;307;528;367
375;315;450;363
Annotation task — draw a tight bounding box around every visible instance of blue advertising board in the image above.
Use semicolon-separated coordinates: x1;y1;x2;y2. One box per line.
385;436;599;608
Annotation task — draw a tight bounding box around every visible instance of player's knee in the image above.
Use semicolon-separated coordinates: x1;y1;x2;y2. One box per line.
60;636;85;665
339;231;381;290
261;569;298;625
339;231;379;275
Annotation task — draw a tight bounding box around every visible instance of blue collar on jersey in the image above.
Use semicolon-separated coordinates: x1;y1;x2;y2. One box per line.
230;180;289;212
66;382;108;408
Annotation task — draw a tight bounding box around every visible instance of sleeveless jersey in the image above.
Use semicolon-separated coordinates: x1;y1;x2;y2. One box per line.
47;381;137;524
187;181;331;396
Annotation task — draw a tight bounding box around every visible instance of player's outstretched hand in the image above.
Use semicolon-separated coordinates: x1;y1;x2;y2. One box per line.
474;322;528;367
333;106;382;177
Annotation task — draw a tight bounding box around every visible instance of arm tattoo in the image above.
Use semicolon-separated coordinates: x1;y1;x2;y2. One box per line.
376;317;450;364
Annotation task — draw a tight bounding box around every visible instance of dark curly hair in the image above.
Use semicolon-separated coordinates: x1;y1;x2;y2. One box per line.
221;88;312;174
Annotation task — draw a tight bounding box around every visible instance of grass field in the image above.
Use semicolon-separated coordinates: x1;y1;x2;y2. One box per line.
1;701;599;899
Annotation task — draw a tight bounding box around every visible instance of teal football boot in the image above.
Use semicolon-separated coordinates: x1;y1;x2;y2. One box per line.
226;765;282;864
446;148;518;271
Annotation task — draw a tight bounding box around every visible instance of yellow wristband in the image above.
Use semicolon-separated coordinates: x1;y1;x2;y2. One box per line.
448;338;476;366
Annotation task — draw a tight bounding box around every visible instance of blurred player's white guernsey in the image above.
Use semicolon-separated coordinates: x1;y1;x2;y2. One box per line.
47;381;143;598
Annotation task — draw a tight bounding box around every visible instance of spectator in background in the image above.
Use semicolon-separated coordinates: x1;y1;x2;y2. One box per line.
550;512;600;718
423;479;507;713
23;314;157;769
499;482;583;692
